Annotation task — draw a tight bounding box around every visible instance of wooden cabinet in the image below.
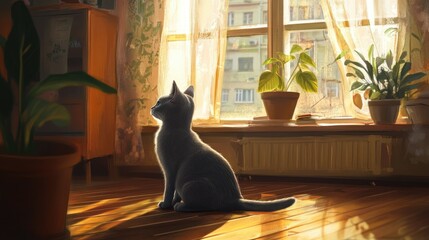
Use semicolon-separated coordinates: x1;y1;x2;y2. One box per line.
32;4;117;183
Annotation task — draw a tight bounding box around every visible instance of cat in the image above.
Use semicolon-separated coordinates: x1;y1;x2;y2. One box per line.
151;81;296;212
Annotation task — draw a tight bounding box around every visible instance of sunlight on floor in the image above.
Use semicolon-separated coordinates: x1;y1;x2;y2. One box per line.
288;195;378;239
69;196;162;238
68;198;121;215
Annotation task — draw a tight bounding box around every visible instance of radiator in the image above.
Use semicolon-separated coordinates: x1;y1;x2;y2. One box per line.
240;136;393;176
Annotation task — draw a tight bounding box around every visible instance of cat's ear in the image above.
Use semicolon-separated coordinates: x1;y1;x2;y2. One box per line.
184;86;194;98
170;81;179;97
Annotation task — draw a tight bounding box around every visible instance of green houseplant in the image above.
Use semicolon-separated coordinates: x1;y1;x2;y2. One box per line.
0;1;116;239
258;44;318;120
343;44;426;124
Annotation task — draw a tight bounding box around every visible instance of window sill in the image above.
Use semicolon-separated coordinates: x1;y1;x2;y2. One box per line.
142;121;414;135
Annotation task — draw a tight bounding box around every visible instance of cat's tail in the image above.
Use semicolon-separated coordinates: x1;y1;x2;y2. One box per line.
236;197;296;211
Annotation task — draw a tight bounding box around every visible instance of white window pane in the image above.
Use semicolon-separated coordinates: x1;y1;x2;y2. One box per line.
228;0;268;27
221;35;267;119
286;30;347;118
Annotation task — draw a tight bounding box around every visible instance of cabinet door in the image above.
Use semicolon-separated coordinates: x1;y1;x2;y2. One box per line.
33;12;87;135
85;9;117;159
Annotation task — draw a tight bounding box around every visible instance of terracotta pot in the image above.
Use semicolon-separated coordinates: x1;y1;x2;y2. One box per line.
0;140;80;240
261;91;300;120
368;99;401;124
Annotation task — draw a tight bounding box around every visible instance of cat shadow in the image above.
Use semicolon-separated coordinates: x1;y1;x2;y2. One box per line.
102;206;235;239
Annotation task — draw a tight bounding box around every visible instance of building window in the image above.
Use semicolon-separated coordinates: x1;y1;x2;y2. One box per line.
228;12;234;26
225;59;233;71
243;12;253;25
235;89;254;103
238;57;253;72
263;10;268;24
221;89;229;103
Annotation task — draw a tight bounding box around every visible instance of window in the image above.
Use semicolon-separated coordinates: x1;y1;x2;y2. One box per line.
221;0;342;120
221;89;229;103
225;59;233;71
243;12;253;25
238;57;253;72
228;12;234;26
235;89;254;103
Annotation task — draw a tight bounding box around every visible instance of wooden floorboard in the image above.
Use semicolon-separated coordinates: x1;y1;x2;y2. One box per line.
68;177;429;240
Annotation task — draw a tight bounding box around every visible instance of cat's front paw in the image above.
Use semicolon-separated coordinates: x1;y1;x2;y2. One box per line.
158;201;173;210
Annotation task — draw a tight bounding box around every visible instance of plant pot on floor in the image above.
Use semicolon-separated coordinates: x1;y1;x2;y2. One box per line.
368;99;401;124
0;140;80;240
261;91;300;120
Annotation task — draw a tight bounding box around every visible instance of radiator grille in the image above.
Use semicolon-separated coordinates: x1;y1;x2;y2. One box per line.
240;136;392;176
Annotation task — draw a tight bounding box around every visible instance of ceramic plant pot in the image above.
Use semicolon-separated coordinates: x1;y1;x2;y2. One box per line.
261;91;300;120
368;99;401;124
0;140;80;240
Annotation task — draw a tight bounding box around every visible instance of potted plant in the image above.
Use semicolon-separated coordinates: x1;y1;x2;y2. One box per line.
342;45;426;124
0;1;116;239
258;44;318;120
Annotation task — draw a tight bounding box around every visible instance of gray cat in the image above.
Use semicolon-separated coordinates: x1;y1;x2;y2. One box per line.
151;81;296;212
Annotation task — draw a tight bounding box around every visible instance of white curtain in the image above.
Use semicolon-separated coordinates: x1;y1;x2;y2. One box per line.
321;0;409;118
158;0;228;122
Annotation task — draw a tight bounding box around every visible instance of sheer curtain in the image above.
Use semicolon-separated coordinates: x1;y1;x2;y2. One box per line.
321;0;409;118
158;0;228;122
115;0;164;164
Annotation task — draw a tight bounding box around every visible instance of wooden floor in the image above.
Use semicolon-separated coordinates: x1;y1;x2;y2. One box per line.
68;177;429;240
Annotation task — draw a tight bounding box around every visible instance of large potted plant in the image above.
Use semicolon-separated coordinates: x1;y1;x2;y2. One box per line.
342;45;426;124
0;1;116;239
258;44;318;120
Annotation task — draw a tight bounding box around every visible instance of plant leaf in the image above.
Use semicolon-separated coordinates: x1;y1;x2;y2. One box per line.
400;72;426;87
369;91;382;100
295;70;318;93
21;99;70;148
290;44;303;54
346;72;357;78
375;57;384;68
4;1;40;84
329;50;348;66
350;81;364;91
258;70;283;92
27;71;117;99
0;74;14;118
368;44;374;60
398;51;407;61
386;50;393;69
299;52;316;68
263;57;281;66
344;60;366;72
350;66;366;80
376;68;390;82
359;83;370;91
399;62;411;81
397;82;424;98
277;52;294;64
384;27;398;36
